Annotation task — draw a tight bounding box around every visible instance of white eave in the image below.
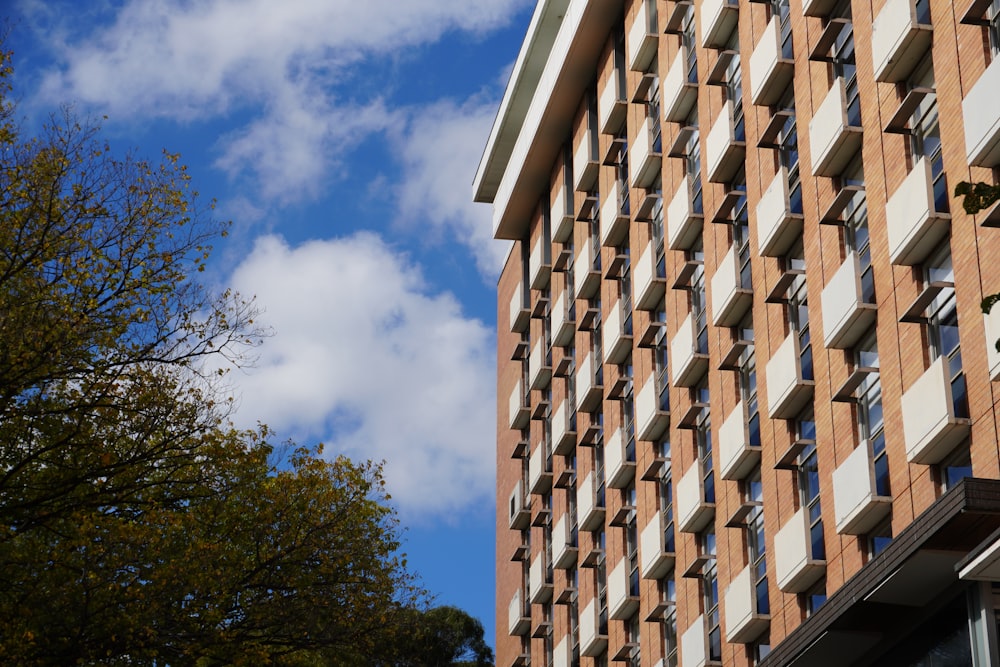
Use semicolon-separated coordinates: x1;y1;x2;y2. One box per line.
474;0;621;241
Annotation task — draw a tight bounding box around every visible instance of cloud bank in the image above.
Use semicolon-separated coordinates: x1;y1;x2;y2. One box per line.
225;233;497;519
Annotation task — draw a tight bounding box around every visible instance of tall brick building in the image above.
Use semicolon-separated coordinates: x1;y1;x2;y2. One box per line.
475;0;1000;665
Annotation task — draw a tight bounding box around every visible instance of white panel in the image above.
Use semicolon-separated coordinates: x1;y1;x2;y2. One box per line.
700;0;738;48
552;181;574;243
965;56;1000;167
530;235;551;290
628;0;659;71
667;174;703;250
710;244;752;327
579;470;606;531
609;558;638;619
718;402;760;480
680;614;708;667
630;116;662;188
529;443;551;495
553;514;578;569
606;427;635;489
554;636;571;667
809;78;862;176
509;588;529;635
765;334;813;419
552;398;576;455
641;512;675;579
604;299;632;364
510;378;529;429
670;311;707;387
902;355;970;464
574;127;599;192
636;374;669;441
871;0;932;82
581;598;607;656
821;252;876;349
599;71;627;134
756;168;802;256
677;463;713;533
529;554;548;603
885;157;949;265
705;101;744;182
574;242;600;299
601;180;629;247
775;506;826;593
663;47;698;122
724;564;769;643
748;17;792;106
832;441;892;534
529;338;551;390
510;287;529;332
634;243;665;311
986;308;1000;381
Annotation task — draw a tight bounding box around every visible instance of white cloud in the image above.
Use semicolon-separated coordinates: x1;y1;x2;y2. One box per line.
394;98;512;281
225;232;496;521
30;0;530;201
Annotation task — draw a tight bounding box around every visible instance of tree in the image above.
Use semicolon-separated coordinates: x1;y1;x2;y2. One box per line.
955;181;1000;350
385;606;495;667
0;44;431;664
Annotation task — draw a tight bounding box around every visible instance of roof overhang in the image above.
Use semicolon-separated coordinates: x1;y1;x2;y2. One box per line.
474;0;623;241
761;478;1000;667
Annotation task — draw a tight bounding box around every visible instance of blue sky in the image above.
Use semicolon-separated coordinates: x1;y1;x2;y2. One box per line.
7;0;534;645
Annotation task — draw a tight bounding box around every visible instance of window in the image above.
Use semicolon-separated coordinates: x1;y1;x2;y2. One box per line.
745;469;770;616
662;577;679;666
619;247;634;338
626;615;641;667
939;446;973;492
621;356;637;467
569;568;581;666
621;485;641;603
647;74;663;153
684;110;703;214
697;386;716;504
803;578;827;617
732;171;752;290
700;529;722;662
590;296;604;388
741;346;761;450
908;62;948;213
786;244;813;382
990;0;1000;57
797;434;825;561
543;602;554;666
843;183;874;304
855;333;890;497
660;446;677;554
829;2;860;126
614;129;631;216
596;529;609;635
595;436;607;512
654;308;671;412
682;5;698;85
590;213;602;273
867;517;892;558
751;638;772;665
691;241;709;355
770;0;794;59
924;249;968;419
724;34;746;143
777;95;803;216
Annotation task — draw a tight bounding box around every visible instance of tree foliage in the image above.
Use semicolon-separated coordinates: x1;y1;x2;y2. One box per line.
384;606;495;667
0;45;449;664
955;181;1000;351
